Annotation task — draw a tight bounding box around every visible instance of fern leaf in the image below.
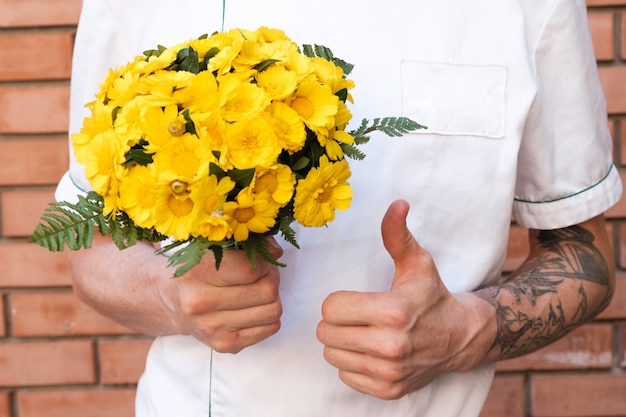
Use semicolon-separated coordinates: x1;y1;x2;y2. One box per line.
278;217;299;249
340;143;366;161
163;238;214;278
28;200;103;251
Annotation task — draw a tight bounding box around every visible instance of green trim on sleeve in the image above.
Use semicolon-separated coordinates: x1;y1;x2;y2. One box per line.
514;165;615;205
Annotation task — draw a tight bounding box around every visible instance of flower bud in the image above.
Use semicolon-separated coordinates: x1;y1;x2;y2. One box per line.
171;180;188;195
168;120;186;136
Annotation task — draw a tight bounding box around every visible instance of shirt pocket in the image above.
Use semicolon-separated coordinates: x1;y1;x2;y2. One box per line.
401;61;507;139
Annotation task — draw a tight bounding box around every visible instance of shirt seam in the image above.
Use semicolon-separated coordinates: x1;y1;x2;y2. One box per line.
513;165;614;204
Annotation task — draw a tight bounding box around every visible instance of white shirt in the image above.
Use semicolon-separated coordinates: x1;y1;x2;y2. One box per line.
57;0;622;416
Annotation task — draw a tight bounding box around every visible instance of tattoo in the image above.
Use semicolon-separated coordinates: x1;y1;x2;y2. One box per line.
475;225;609;359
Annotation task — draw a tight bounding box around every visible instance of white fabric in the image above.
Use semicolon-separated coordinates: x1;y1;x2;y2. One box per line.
57;0;622;416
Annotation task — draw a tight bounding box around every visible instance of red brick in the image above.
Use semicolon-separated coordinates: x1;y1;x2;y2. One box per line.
588;12;614;61
0;297;5;337
599;66;626;115
17;389;135;417
0;340;95;387
0;392;10;417
531;374;626;416
619;324;626;368
605;170;626;219
503;225;529;273
10;292;135;337
0;242;71;288
99;339;152;384
0;138;69;186
497;324;613;371
0;85;69;134
0;0;81;27
587;0;626;6
0;189;55;237
623;13;626;59
598;272;626;319
0;32;74;81
620;225;626;270
621;119;626;166
480;375;525;417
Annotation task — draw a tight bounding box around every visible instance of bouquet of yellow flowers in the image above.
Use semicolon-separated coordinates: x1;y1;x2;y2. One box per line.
29;27;424;277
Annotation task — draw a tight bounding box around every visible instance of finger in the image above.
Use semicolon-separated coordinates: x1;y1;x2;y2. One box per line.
178;273;281;313
323;348;408;400
381;200;423;274
321;290;395;326
198;320;282;353
317;321;407;359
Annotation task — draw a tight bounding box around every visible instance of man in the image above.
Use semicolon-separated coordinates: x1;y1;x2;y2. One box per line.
57;0;621;415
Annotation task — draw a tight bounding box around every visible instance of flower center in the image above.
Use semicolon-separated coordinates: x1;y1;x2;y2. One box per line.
168;120;186;136
234;207;255;223
290;97;314;120
168;196;194;217
171;180;188;195
203;194;223;213
316;186;333;203
254;172;278;195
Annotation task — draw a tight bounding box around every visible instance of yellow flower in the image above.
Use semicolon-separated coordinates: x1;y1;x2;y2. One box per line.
256;64;298;101
253;164;296;205
318;101;355;160
223;189;278;242
79;101;114;138
136;70;195;107
218;72;270;123
72;130;125;197
118;165;159;229
223;116;281;169
190;175;236;241
288;80;339;137
293;155;352;227
151;134;214;184
310;56;355;101
153;184;197;241
181;70;219;112
206;31;246;75
113;97;150;149
266;102;306;153
105;69;141;108
140;104;188;152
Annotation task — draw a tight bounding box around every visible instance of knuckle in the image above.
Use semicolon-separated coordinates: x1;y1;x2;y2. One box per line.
378;337;412;360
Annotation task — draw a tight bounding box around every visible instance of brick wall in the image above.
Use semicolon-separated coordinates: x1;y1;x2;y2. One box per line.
0;0;624;416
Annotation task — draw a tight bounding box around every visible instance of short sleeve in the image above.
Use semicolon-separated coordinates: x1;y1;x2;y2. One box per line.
513;0;622;230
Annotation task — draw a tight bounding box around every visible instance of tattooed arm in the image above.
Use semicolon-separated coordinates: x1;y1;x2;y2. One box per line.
317;203;615;399
475;214;615;361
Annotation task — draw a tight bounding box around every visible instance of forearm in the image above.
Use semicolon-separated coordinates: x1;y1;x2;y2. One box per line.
67;233;181;336
474;216;614;362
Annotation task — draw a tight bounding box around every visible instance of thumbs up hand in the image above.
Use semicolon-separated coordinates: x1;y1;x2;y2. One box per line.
316;200;495;400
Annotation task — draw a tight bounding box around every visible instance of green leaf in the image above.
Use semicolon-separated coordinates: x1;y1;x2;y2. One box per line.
143;44;167;58
278;217;299;249
340;143;366;161
161;238;213;278
242;234;286;269
124;139;153;167
301;44;315;58
182;109;197;136
227;168;256;188
28;194;106;252
255;59;281;72
335;88;348;103
209;162;226;180
363;117;428;137
179;49;200;73
291;156;310;172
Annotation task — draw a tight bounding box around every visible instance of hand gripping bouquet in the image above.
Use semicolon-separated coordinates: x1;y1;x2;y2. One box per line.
30;27;425;277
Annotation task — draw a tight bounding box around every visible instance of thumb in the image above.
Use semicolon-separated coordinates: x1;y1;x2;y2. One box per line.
381;200;430;285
